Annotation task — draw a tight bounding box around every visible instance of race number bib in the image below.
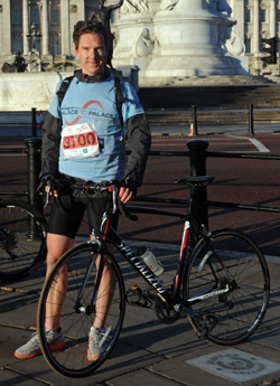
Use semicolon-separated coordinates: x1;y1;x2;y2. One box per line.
62;123;100;159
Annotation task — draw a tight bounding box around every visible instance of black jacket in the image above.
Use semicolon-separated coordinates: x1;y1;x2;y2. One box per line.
40;70;151;189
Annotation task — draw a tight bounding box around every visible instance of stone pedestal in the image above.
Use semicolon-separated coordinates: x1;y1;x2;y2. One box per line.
0;72;68;111
113;0;248;85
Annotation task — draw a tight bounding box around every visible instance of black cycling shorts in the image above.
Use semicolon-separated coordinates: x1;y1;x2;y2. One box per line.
48;188;119;239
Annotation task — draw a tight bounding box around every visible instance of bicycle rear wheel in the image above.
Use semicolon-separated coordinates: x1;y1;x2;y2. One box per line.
0;198;47;281
37;243;125;378
184;229;270;345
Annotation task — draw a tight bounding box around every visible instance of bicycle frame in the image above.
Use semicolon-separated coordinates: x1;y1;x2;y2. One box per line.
109;218;191;312
75;179;231;318
109;220;233;315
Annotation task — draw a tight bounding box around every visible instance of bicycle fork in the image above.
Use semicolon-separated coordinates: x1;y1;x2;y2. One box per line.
74;254;97;315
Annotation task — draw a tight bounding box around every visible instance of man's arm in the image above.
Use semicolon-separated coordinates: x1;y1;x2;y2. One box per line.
123;113;151;192
40;112;62;179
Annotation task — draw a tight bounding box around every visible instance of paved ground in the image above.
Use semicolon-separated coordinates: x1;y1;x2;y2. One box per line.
1;240;280;386
1;126;280;385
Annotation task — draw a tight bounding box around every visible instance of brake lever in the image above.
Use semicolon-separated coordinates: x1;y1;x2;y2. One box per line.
111;184;118;214
44;180;52;207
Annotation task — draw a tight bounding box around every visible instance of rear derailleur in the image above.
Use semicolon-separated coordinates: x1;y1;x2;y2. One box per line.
192;313;218;338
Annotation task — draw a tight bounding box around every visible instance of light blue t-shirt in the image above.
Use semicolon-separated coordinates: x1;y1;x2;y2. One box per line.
48;74;144;181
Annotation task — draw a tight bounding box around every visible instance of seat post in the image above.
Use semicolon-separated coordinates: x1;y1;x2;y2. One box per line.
187;140;209;245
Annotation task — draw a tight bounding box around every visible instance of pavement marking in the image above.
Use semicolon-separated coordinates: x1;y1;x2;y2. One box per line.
230;136;270;152
186;348;280;383
248;137;270;152
152;135;270;152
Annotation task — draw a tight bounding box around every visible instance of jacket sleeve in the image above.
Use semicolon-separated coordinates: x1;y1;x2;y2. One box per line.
40;112;62;178
123;113;151;187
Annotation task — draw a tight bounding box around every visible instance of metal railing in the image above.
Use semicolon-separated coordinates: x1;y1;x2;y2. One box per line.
131;140;280;224
146;104;279;136
189;104;256;135
1;137;280;229
0;138;42;211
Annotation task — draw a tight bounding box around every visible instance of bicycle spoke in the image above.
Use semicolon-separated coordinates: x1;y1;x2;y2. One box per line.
37;243;125;377
0;199;46;281
185;229;270;345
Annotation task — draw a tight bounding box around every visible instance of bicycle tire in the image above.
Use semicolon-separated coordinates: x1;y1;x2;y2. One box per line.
184;228;270;345
37;243;125;378
0;198;47;281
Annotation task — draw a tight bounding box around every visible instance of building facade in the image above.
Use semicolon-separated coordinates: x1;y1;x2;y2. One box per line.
0;0;279;76
230;0;280;75
0;0;98;67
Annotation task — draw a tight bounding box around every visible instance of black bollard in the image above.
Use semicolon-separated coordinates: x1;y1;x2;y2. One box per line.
187;139;209;244
25;137;42;237
248;103;255;135
32;107;37;137
187;139;208;177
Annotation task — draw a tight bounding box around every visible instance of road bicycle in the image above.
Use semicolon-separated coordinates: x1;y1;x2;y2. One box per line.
0;198;47;281
37;176;270;378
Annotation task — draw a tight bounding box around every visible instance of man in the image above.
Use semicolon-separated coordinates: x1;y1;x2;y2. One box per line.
15;20;151;361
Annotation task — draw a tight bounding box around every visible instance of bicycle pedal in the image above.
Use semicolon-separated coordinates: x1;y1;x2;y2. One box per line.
130;285;142;294
125;285;153;308
125;285;141;302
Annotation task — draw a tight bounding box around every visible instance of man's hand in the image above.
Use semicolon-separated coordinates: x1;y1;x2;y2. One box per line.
118;186;133;204
44;185;59;198
41;174;59;206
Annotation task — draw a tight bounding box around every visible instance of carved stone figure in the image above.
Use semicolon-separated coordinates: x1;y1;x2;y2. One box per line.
160;0;179;11
205;0;232;15
205;0;218;10
2;62;17;73
1;52;27;73
122;0;149;14
217;0;232;16
14;52;27;72
135;28;154;57
225;31;246;56
90;0;123;33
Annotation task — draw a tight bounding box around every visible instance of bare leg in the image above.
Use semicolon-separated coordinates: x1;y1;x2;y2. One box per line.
93;254;116;329
45;233;116;332
45;233;73;332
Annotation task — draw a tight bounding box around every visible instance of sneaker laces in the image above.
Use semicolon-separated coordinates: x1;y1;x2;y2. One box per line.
91;327;103;347
91;326;111;347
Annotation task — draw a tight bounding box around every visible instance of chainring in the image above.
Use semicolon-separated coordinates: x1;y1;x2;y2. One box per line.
154;292;180;324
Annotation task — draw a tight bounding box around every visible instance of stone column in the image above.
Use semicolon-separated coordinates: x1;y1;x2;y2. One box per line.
232;0;245;43
269;0;276;37
1;0;11;56
60;0;70;57
22;0;29;55
41;0;49;56
252;0;260;53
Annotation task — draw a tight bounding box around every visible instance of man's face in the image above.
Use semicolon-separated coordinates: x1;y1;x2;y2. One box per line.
75;33;107;76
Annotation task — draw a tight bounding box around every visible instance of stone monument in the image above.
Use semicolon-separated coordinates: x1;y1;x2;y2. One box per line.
90;0;124;68
112;0;249;85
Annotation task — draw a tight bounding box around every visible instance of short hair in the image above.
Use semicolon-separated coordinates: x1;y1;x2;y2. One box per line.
73;20;108;49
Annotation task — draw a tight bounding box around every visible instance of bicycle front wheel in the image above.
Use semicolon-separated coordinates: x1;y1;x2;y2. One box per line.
0;198;47;281
37;243;125;378
184;229;270;345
